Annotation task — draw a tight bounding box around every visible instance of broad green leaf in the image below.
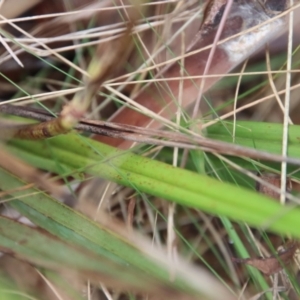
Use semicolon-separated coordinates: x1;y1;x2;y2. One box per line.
6;122;300;238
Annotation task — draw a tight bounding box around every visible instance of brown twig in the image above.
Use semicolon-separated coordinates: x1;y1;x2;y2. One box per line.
2;104;300;166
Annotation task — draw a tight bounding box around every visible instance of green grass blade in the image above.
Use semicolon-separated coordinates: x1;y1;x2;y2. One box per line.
0;168;233;300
